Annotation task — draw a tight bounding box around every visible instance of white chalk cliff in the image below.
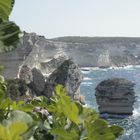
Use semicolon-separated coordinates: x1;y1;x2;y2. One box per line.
1;32;140;78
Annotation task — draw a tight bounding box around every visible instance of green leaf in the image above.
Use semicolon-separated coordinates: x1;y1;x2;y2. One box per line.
2;110;36;140
55;84;67;96
5;110;34;127
9;122;28;140
50;85;81;124
65;102;81;124
0;21;21;52
11;0;15;11
51;128;79;140
10;101;34;113
0;97;13;111
109;125;124;137
44;120;51;129
91;132;116;140
80;107;98;123
0;122;28;140
92;119;108;132
0;0;14;20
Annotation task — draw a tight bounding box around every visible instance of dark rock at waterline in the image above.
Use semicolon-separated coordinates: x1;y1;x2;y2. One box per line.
6;79;33;101
95;78;135;118
43;59;83;100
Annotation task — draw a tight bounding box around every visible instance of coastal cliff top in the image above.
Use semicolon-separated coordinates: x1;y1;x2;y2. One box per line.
50;36;140;44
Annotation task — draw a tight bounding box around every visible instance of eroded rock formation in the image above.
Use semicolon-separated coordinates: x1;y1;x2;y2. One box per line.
18;65;45;96
40;55;68;75
29;68;45;96
95;78;135;118
8;58;84;104
43;59;83;100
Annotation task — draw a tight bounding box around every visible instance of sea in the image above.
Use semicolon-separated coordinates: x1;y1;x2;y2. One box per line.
80;66;140;140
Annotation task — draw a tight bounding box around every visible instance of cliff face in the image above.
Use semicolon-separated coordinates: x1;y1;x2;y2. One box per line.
50;37;140;67
0;32;41;78
1;32;140;78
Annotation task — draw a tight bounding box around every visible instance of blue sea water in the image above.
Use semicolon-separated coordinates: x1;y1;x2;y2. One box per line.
80;66;140;140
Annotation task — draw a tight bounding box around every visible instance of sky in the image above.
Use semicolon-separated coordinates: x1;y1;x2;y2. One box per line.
10;0;140;38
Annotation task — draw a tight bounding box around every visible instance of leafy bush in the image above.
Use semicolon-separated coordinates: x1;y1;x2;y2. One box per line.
0;80;123;140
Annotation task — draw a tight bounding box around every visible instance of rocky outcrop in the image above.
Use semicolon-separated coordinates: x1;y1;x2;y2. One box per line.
18;65;45;96
40;55;68;75
29;68;45;96
15;58;84;104
43;59;83;101
95;78;135;118
18;65;33;84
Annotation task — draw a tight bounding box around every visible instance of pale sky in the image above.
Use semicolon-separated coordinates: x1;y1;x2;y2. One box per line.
10;0;140;38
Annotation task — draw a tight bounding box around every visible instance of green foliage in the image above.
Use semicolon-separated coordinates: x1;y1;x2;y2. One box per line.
11;0;15;12
4;110;34;126
0;0;13;20
48;85;81;124
0;0;21;52
0;83;123;140
109;125;124;138
0;21;21;52
0;122;28;140
0;110;33;140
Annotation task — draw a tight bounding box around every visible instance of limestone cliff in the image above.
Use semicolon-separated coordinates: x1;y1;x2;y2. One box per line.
1;32;140;78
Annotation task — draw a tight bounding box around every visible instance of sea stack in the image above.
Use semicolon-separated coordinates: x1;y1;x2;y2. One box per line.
95;78;135;118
